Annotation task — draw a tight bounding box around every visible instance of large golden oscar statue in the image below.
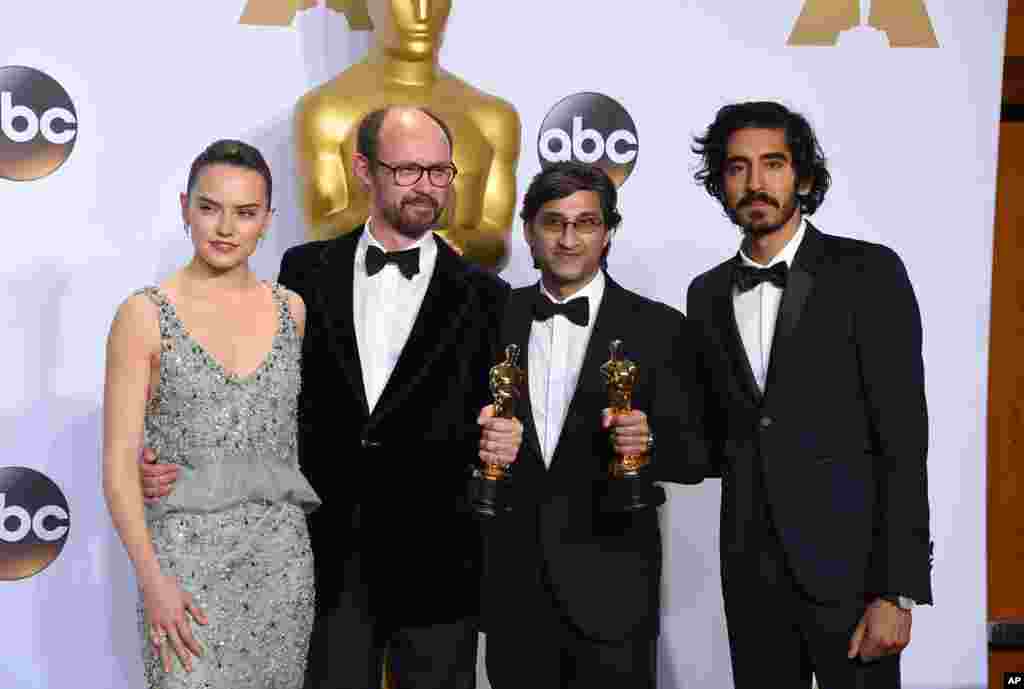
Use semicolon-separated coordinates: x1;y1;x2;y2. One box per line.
294;0;521;269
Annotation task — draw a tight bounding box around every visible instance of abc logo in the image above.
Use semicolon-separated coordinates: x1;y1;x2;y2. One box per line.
0;65;78;182
538;92;638;186
0;466;70;581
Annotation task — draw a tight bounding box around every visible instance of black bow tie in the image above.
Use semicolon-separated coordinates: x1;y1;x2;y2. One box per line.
533;294;589;327
732;261;789;292
365;245;420;279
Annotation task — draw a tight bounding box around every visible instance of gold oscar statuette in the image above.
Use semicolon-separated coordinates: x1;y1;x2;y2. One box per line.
294;0;522;270
600;340;663;512
469;344;523;518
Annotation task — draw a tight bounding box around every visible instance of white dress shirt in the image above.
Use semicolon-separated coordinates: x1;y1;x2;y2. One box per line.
733;219;807;393
529;271;606;468
353;219;438;412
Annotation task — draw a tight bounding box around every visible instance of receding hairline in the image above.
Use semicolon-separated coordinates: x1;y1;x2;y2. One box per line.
378;106;452;156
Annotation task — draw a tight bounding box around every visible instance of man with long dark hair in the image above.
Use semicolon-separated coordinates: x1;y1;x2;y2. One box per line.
481;161;708;688
687;101;932;688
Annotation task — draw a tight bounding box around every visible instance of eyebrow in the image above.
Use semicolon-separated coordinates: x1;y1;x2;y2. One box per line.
725;152;790;165
390;160;451;167
195;195;263;210
195;195;222;208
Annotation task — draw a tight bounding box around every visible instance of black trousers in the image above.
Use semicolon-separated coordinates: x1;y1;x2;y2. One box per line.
723;502;900;689
305;554;478;689
485;565;655;689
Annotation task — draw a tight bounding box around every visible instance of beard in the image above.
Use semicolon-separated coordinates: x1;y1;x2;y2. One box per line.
380;191;443;239
728;191;800;238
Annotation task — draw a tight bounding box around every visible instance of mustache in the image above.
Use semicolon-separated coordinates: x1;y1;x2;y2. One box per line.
402;193;439;211
738;192;779;209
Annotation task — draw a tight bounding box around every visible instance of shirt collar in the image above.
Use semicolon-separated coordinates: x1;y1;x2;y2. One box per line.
358;216;438;266
738;217;807;269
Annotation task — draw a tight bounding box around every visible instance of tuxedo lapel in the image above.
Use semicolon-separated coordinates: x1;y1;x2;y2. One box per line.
763;224;824;402
713;262;762;406
369;236;473;424
503;287;544;466
313;228;369;416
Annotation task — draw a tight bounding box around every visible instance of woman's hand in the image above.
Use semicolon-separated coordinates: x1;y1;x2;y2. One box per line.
142;573;208;673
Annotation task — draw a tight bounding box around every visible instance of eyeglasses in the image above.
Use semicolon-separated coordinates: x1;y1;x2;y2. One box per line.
375;160;458;187
536;214;605;235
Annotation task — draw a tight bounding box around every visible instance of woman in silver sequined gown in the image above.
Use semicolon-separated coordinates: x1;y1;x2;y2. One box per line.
102;140;320;689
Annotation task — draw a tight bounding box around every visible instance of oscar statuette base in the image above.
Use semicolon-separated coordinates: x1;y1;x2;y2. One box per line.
468;464;512;520
599;470;666;513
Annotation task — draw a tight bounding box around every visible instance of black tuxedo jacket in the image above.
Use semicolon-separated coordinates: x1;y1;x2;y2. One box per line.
279;226;508;627
480;276;709;642
686;224;932;606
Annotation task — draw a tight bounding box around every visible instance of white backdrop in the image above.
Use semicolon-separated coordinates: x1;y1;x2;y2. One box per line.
0;2;1003;687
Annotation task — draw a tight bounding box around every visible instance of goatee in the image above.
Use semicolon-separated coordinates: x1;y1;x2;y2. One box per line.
383;194;442;239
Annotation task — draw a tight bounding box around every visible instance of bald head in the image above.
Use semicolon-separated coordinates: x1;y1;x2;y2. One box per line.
356;106;453;164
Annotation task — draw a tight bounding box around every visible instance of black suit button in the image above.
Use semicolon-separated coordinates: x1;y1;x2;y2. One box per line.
759;416;773;429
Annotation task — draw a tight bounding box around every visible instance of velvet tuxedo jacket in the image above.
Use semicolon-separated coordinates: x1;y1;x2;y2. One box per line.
279;226;508;627
480;276;709;643
686;223;933;607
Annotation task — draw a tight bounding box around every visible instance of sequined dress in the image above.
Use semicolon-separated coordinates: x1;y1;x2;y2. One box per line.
137;284;320;689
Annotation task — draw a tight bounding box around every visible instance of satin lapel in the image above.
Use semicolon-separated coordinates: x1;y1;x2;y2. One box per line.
713;263;762;406
547;275;625;474
503;287;544;466
763;223;824;402
313;228;369;415
369;236;472;424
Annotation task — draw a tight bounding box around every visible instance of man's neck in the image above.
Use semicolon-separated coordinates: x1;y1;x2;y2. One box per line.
368;215;428;252
542;270;600;302
743;213;802;266
365;44;441;86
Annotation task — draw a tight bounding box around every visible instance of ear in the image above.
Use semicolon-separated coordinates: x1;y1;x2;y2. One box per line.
262;205;275;234
522;220;537;249
179;191;190;226
353;153;374;191
602;227;614;251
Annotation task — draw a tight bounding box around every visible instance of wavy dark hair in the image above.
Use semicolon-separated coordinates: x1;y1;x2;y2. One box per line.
520;161;622;267
186;139;272;206
692;101;830;215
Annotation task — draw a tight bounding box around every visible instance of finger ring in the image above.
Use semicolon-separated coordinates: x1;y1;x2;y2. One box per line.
153;628;168;645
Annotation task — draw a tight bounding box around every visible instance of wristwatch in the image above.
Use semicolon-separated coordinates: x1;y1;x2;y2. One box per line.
879;594;915;610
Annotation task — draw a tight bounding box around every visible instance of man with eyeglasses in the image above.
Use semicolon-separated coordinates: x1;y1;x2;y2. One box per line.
479;161;709;688
137;107;520;687
277;105;521;688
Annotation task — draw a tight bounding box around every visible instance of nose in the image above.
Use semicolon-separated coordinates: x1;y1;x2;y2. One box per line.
557;224;580;247
216;212;235;236
413;0;429;22
746;163;762;192
411;170;434;194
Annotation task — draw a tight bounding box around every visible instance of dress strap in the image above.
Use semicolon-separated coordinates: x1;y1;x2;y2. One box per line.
270;282;298;337
132;286;177;342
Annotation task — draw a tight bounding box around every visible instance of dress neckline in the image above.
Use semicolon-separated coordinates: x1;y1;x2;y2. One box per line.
151;282;283;384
